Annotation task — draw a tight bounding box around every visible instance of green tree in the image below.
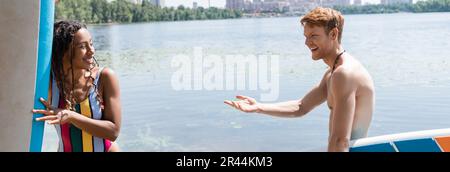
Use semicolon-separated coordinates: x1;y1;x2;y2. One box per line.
56;0;244;24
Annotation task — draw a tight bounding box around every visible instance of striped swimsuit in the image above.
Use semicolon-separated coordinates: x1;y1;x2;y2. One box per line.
50;68;112;152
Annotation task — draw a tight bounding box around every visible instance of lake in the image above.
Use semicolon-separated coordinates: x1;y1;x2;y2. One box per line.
43;12;450;151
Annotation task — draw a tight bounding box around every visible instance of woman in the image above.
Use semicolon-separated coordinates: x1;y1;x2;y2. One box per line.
32;21;121;152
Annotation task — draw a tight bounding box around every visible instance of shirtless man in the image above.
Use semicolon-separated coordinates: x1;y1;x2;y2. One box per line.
224;7;374;152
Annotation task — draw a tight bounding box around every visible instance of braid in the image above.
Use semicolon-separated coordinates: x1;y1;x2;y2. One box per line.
89;57;104;109
69;40;76;110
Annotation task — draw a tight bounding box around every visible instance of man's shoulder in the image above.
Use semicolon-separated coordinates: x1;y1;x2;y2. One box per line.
332;66;353;80
331;66;358;91
332;55;362;80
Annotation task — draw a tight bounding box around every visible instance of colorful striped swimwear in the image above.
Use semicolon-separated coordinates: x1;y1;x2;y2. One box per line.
50;68;111;152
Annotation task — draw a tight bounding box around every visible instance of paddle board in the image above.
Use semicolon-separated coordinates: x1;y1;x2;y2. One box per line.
0;0;54;152
350;128;450;152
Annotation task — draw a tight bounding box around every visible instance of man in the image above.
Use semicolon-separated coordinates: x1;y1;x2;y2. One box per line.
224;7;374;152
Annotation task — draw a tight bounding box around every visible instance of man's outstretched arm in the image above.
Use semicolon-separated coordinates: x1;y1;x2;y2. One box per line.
257;83;327;117
225;72;329;118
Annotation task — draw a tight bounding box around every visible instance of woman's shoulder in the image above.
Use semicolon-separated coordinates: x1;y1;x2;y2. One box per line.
99;67;116;78
98;67;119;85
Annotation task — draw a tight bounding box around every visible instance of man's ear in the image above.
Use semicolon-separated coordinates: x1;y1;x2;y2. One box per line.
330;28;338;41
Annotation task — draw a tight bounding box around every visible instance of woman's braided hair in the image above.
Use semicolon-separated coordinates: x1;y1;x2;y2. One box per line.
52;21;102;110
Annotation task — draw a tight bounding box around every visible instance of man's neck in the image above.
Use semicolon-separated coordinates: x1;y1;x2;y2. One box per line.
323;45;344;69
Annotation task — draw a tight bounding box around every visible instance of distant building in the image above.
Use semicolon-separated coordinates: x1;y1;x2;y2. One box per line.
226;0;245;10
353;0;363;5
193;2;198;9
348;0;382;5
381;0;413;4
320;0;351;7
240;0;291;12
337;0;351;6
127;0;142;4
261;1;290;12
108;0;166;6
150;0;165;7
288;0;317;12
413;0;428;3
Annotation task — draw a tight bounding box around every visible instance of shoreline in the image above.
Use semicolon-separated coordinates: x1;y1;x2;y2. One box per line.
78;11;450;25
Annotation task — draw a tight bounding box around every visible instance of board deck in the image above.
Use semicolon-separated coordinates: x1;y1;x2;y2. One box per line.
350;128;450;152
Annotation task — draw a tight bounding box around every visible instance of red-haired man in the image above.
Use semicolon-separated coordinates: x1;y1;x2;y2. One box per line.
225;7;375;152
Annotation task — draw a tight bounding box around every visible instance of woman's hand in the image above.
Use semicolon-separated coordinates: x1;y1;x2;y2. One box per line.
224;95;261;113
31;97;71;125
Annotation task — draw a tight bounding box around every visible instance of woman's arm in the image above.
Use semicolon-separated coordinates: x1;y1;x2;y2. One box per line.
69;68;122;141
34;68;122;141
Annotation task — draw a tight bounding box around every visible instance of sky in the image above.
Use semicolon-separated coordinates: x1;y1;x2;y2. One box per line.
163;0;226;8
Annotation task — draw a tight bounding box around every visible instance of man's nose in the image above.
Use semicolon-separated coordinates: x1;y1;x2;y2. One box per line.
305;38;310;46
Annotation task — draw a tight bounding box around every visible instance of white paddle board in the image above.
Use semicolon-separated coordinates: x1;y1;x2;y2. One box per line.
350;128;450;152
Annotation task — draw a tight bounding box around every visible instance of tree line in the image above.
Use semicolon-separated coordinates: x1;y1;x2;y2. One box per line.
55;0;243;24
56;0;450;23
334;0;450;14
